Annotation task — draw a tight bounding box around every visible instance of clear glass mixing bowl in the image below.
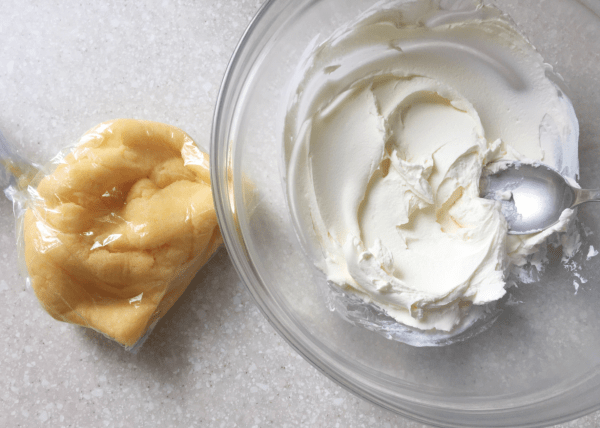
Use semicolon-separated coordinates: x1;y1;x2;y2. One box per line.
211;0;600;426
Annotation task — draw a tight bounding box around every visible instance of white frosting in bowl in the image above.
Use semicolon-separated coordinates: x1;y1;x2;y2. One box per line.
285;0;579;339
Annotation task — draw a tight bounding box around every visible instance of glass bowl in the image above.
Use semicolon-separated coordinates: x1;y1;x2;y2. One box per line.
211;0;600;426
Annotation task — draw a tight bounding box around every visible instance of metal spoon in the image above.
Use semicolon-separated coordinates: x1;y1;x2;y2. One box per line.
480;162;599;235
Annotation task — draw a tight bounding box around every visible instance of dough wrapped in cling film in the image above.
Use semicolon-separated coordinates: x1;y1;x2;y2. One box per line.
4;119;222;349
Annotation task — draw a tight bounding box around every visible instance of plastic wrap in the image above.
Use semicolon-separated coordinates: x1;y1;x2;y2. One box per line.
2;119;222;350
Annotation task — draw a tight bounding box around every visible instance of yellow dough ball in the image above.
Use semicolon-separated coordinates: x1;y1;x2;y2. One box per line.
23;119;222;348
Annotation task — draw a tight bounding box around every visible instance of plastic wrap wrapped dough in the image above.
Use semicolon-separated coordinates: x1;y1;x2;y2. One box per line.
22;119;222;348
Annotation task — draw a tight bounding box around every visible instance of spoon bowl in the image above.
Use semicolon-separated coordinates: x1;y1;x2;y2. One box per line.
480;162;599;234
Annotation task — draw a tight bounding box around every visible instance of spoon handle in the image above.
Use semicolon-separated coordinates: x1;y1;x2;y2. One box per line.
573;188;600;206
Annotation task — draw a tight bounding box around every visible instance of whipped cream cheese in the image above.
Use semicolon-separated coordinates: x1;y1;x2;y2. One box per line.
285;0;579;333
